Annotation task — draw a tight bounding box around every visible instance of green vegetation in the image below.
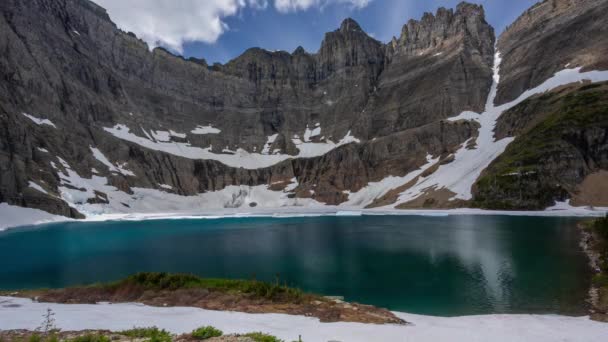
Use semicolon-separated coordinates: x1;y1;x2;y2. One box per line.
191;326;223;340
66;335;111;342
118;327;172;342
243;332;284;342
473;83;608;209
102;272;306;302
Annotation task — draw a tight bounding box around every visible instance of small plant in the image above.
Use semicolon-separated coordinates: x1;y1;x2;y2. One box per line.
243;332;284;342
191;326;223;340
28;335;42;342
119;327;172;342
35;308;59;336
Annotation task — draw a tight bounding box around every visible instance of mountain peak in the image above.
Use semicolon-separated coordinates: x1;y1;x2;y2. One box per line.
339;18;362;33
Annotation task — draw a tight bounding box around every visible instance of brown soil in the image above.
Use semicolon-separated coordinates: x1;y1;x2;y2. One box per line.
571;170;608;207
395;187;468;209
4;286;406;325
0;330;258;342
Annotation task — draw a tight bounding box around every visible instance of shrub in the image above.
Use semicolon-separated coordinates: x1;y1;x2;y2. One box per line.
593;274;608;287
191;326;223;340
243;332;284;342
112;272;305;303
119;327;172;342
67;334;111;342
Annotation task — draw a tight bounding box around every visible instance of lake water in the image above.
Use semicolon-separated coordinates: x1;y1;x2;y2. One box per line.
0;215;591;316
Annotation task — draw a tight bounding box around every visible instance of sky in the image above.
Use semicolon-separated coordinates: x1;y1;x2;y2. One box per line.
92;0;539;64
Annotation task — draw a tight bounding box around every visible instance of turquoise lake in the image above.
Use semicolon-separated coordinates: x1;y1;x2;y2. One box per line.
0;215;591;316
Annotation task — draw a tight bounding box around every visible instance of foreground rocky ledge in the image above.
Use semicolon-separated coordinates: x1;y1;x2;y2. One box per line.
580;217;608;322
1;272;405;326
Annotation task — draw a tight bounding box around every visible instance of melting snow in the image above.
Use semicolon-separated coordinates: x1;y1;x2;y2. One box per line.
21;113;56;128
191;125;221;135
36;147;49;153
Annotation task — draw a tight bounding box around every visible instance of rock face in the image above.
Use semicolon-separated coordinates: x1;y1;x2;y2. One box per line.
0;0;606;218
496;0;608;105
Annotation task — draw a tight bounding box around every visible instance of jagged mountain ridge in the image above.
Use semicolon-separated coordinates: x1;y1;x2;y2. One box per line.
0;0;606;220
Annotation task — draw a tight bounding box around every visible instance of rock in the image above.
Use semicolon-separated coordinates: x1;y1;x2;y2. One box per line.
496;0;608;105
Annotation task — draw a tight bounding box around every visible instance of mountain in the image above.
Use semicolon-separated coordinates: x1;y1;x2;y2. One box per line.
0;0;606;220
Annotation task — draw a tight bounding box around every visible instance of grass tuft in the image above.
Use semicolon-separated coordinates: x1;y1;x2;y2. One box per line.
191;326;223;340
243;332;284;342
118;327;172;342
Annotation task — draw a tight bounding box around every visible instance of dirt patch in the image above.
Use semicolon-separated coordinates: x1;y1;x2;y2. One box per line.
395;187;468;209
6;287;405;326
571;170;608;207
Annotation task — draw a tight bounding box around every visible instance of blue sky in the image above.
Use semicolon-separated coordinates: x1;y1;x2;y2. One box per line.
95;0;538;64
184;0;537;63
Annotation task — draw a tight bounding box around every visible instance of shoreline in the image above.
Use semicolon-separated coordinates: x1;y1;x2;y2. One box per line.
578;218;608;322
1;202;607;232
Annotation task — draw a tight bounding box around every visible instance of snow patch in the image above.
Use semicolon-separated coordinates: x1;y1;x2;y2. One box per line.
303;125;321;142
36;147;49;153
2;297;607;342
28;181;48;195
90;147;134;176
21;113;56;128
261;134;279;155
0;204;68;231
342;154;439;207
191;125;221;135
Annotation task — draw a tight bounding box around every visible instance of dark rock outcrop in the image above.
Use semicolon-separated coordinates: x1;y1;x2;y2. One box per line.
473;82;608;209
0;0;495;216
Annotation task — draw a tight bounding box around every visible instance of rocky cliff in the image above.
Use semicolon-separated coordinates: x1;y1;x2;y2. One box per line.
0;0;607;220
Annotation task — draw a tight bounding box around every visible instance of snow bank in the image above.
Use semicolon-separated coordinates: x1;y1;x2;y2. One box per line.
1;297;606;342
390;54;608;206
0;203;69;231
47;156;325;220
21;113;56;128
104;124;360;169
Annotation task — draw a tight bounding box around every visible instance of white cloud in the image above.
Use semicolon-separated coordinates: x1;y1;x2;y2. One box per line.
93;0;267;53
274;0;372;13
92;0;371;53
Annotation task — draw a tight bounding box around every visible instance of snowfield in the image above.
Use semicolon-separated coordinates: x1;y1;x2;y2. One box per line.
1;297;607;342
103;124;359;169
